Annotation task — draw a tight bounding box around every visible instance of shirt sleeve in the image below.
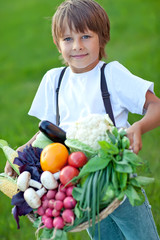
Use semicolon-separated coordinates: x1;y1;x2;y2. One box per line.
110;61;154;115
28;70;57;124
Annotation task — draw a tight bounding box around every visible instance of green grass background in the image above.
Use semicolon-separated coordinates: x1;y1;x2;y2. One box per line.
0;0;159;239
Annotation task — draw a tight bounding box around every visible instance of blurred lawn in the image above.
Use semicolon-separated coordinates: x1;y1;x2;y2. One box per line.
0;0;159;239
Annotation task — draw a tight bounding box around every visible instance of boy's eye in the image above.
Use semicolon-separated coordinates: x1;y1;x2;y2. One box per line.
63;37;72;42
82;35;91;39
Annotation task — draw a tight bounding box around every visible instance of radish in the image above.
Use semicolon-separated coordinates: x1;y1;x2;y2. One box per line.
63;196;77;209
46;189;57;200
48;199;55;209
54;200;63;211
59;184;67;193
52;209;60;217
45;208;53;218
42;199;49;210
44;217;54;229
41;193;47;201
42;215;48;224
53;216;64;229
37;206;45;216
62;209;75;224
55;191;66;201
66;186;74;196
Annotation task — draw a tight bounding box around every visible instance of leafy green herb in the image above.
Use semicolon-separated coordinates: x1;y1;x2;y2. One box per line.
71;155;111;181
118;172;128;191
122;149;142;166
124;185;145;206
129;176;154;188
114;160;133;173
98;140;119;155
121;136;130;149
37;228;67;240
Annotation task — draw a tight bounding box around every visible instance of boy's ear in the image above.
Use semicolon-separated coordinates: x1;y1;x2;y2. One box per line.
53;38;61;53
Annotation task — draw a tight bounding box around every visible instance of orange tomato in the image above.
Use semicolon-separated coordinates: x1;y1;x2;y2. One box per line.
40;143;69;173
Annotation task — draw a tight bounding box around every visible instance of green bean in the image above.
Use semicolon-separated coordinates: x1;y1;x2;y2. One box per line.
91;171;99;237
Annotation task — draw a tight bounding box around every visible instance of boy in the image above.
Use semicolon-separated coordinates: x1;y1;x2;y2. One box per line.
5;0;160;239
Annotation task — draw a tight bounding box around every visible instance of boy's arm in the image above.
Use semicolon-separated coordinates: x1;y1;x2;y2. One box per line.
4;131;40;177
127;90;160;154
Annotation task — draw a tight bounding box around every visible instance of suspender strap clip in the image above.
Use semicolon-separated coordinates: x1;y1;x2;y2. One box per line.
102;92;110;99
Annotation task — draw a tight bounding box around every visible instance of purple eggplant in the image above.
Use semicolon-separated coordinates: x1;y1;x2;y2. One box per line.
39;120;66;144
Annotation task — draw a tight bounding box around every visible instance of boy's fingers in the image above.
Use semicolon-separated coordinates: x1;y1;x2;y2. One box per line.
126;132;133;150
4;161;14;176
127;132;142;154
131;135;142;155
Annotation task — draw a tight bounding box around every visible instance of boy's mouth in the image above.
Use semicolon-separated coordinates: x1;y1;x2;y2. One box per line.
71;53;88;59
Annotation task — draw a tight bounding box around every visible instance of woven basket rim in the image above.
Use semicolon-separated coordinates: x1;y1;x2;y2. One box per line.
70;198;120;232
27;198;121;232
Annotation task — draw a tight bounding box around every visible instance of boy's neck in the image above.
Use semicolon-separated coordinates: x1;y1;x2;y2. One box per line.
69;59;100;74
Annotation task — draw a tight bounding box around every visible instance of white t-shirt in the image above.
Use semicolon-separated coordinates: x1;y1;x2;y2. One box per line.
28;61;154;131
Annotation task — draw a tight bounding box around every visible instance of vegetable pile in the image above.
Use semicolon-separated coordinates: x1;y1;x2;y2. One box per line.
0;114;154;240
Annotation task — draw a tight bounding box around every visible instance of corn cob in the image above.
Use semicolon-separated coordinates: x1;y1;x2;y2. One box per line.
0;173;19;198
0;139;20;175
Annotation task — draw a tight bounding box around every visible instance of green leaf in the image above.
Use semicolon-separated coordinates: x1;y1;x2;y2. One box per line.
101;184;115;204
130;176;154;188
0;140;20;175
116;154;122;161
32;132;53;149
111;127;119;138
39;228;67;240
118;172;128;190
65;139;97;158
106;130;116;144
133;187;146;206
121;136;130;149
72;187;83;201
118;128;127;138
125;185;144;206
80;174;90;187
33;217;41;229
0;139;9;148
39;228;53;239
74;203;83;218
122;150;142;166
98;140;119;155
77;155;111;179
114;161;133;173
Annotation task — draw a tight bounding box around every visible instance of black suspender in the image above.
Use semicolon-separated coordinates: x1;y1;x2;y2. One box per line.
56;67;67;126
56;63;115;126
100;63;116;126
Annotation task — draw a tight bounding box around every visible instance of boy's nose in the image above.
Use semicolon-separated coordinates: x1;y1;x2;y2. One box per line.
73;39;83;51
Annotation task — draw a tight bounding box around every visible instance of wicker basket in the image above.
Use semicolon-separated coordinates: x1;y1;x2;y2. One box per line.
27;198;121;232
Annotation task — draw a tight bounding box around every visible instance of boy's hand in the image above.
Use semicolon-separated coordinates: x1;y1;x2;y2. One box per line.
127;91;160;154
126;122;142;154
4;161;18;178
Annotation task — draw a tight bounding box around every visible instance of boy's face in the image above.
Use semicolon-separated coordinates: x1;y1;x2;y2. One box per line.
58;22;100;73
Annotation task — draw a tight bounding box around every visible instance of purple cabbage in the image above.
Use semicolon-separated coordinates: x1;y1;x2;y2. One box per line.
11;192;33;229
12;145;43;228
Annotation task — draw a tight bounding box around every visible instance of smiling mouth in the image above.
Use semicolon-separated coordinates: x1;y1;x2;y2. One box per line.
71;53;88;58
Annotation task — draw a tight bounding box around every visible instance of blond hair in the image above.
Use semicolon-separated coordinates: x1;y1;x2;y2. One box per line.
52;0;110;59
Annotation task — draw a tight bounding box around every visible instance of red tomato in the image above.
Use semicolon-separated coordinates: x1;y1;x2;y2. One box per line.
68;151;87;168
60;166;79;187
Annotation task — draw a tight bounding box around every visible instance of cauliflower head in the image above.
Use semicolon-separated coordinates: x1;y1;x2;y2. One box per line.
66;114;113;150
